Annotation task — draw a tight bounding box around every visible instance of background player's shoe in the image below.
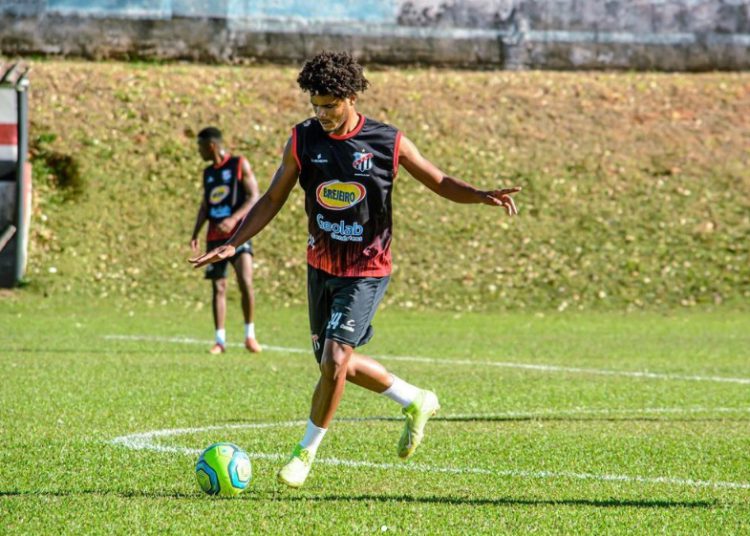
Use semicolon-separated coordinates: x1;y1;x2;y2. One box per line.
245;337;262;353
208;343;225;355
398;390;440;459
277;444;314;488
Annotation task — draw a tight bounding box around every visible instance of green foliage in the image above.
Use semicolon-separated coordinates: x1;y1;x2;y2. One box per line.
23;62;750;311
30;132;86;201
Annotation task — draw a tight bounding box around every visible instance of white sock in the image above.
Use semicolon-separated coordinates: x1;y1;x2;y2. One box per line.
299;419;327;454
245;323;255;339
382;375;420;408
215;328;226;346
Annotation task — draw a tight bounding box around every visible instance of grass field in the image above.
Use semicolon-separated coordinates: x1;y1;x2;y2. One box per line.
2;295;750;534
4;60;749;534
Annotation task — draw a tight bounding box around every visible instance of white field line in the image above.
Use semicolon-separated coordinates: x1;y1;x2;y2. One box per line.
103;334;750;385
108;418;750;491
419;406;750;419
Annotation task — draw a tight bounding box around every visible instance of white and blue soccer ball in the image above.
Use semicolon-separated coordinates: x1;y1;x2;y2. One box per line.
195;442;252;497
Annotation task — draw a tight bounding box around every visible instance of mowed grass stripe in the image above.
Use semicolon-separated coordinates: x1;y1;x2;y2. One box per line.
103;334;750;385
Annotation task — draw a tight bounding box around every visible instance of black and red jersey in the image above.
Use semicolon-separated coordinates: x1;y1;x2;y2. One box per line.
292;114;402;277
203;154;247;241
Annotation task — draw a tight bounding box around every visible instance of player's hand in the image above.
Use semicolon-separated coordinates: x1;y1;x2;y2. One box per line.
217;217;236;234
189;244;236;268
485;186;521;216
190;238;200;254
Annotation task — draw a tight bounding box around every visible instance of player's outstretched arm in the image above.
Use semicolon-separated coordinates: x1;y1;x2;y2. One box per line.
189;138;299;268
398;135;520;215
190;199;208;254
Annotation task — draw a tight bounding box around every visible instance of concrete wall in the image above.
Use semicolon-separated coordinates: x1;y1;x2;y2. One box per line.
0;1;748;70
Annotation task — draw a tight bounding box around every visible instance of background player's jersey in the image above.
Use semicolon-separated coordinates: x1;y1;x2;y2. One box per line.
203;154;247;241
293;115;401;277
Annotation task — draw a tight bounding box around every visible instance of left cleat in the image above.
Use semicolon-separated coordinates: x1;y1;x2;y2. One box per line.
398;390;440;459
208;342;225;355
277;444;315;488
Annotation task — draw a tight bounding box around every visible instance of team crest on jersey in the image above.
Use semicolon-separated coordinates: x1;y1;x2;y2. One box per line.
352;151;373;173
209;185;230;205
222;169;232;181
316;180;366;211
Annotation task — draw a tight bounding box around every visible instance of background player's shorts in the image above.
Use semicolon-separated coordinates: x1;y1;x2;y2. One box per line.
204;239;254;280
307;264;390;363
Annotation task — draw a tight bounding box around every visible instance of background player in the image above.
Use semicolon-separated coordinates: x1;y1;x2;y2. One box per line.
190;53;519;487
190;127;262;354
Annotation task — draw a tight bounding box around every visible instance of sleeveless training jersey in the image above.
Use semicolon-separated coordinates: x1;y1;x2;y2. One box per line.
203;154;247;241
292;114;402;278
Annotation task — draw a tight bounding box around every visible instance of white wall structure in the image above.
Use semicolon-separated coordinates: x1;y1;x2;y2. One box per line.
0;1;748;69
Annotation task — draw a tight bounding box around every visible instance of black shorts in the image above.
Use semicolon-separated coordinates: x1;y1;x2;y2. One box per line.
307;265;390;363
204;239;253;280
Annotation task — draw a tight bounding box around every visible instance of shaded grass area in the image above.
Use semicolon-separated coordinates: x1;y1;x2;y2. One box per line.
1;297;750;533
21;61;750;312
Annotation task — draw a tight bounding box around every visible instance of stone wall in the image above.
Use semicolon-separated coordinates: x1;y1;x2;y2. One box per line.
0;1;748;70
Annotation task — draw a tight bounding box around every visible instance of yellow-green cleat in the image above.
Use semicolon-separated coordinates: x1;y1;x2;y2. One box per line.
277;444;315;488
398;390;440;459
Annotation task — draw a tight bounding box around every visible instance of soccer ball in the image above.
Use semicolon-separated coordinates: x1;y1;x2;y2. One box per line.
195;442;252;497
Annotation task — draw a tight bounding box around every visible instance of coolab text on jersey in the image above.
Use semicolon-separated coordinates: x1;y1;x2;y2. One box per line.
203;154;247;241
292;114;401;277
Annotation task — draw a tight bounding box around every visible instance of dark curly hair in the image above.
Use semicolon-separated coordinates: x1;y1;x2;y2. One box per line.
297;51;370;98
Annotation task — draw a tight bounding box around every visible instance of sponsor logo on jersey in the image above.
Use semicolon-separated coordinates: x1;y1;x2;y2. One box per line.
209;185;231;205
316;214;364;242
316;180;366;211
352;151;373;173
311;153;328;164
209;206;232;219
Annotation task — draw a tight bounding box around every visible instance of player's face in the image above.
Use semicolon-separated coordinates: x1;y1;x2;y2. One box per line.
310;94;356;134
197;138;215;162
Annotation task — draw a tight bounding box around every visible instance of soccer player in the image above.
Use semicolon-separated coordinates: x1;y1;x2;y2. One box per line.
190;52;519;488
190;127;262;354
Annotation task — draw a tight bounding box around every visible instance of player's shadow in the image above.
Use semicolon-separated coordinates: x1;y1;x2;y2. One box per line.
272;493;716;509
0;490;718;509
340;414;750;423
0;489;198;499
435;415;750;423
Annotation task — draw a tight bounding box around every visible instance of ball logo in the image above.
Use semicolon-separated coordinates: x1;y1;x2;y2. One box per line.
316;180;366;211
209;185;230;205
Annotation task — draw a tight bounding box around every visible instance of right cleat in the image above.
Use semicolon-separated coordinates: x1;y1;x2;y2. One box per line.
245;337;263;353
398;390;440;459
277;444;315;488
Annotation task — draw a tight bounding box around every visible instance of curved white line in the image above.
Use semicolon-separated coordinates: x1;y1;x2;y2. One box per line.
108;414;750;491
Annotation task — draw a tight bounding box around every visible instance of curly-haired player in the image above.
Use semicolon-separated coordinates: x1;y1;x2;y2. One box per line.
191;51;520;488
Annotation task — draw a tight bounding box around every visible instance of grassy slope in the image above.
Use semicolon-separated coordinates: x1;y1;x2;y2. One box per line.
23;61;750;312
1;298;750;534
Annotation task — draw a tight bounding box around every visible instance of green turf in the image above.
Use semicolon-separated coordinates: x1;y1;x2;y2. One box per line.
2;296;749;534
